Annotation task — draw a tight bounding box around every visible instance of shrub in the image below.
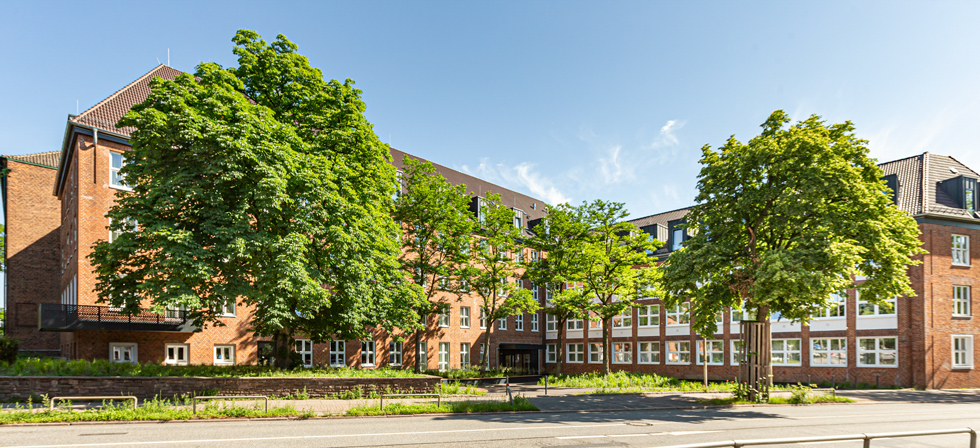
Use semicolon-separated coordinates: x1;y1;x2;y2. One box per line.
0;358;425;378
0;338;19;365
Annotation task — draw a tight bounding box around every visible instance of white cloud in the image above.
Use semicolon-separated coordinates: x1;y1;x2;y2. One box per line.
460;158;570;205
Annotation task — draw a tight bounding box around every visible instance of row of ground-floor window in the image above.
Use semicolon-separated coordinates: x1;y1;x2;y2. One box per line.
547;335;975;369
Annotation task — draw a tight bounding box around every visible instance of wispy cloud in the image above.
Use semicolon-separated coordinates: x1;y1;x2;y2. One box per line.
460;158;570;205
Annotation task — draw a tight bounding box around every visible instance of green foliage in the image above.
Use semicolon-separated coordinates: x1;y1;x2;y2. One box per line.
0;338;18;364
699;394;854;406
425;367;528;378
0;224;6;272
90;30;423;364
541;371;740;392
0;358;425;378
346;396;537;416
434;381;486;395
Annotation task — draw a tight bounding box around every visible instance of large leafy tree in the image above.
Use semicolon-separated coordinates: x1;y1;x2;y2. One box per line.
660;110;925;399
90;31;422;367
577;200;661;374
464;192;538;372
393;157;475;372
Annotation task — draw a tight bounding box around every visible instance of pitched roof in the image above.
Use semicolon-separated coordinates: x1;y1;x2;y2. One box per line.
879;152;980;220
73;64;183;137
628;206;692;229
3;151;60;169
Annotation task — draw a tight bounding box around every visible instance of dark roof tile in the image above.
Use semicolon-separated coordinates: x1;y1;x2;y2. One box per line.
3;151;61;169
73;65;183;137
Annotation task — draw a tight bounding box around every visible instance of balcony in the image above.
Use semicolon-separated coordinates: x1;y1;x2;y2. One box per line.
38;304;198;333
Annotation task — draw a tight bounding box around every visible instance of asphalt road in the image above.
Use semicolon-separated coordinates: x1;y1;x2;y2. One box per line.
0;401;976;448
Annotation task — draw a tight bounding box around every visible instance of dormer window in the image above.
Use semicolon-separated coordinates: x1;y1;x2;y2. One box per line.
967;181;976;214
513;209;524;229
939;175;978;214
672;229;683;251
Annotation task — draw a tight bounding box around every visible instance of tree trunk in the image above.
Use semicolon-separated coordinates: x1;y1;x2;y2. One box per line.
555;321;564;375
738;310;771;402
414;328;423;373
602;317;611;374
481;321;492;374
272;329;293;370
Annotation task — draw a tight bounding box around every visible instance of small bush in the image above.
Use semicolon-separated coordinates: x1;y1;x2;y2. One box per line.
0;338;19;365
0;358;425;378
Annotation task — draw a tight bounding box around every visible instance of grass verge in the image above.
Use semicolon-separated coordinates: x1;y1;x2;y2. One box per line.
698;395;855;406
346;396;537;416
543;371;792;393
0;358;425;378
0;398;316;425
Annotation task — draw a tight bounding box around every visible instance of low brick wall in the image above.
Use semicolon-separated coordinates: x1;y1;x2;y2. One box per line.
0;375;441;401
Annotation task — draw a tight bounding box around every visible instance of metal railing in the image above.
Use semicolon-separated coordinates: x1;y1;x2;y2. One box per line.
191;395;268;414
49;396;137;411
659;427;976;448
38;304;196;332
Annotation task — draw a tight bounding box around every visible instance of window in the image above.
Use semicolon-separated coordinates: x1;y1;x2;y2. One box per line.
219;299;236;317
954;285;972;316
613;342;633;364
811;338;847;366
460;307;471;328
731;307;758;323
460;343;470;366
214;345;235;365
667;341;691;364
771;339;802;366
498;316;508;330
531;250;540;262
612;309;632;328
731;340;745;365
330;341;345;367
438;342;449;371
672;228;684;250
361;341;376;366
953;235;970;266
546;344;557;363
110;152;128;188
815;294;846;318
638;342;660;364
438;309;450;328
567;319;584;330
110;343;137;364
968;182;977;214
295;339;313;367
546;314;558;331
588;343;603;363
389;341;403;366
531;313;539;331
546;287;553;303
666;303;690;325
567;343;584;363
109;218;137;243
953;335;974;369
480;309;487;329
857;291;895;316
697;340;724;365
514;211;523;229
515;315;524;331
857;337;897;367
531;283;539;302
638;305;660;327
418;342;427;369
514;248;523;263
479;343;485;367
165;343;189;366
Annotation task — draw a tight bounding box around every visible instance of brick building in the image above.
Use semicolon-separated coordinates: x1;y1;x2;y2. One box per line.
548;153;980;389
5;65;549;372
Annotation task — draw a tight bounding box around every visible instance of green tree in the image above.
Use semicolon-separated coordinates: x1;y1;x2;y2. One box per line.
464;193;538;372
90;31;423;368
393;157;475;372
577;200;662;374
660;110;925;400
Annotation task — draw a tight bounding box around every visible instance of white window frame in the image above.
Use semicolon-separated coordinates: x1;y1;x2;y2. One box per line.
531;283;539;302
857;337;897;368
857;291;896;316
214;344;235;365
460;306;471;328
361;340;376;366
588;343;604;364
666;303;690;325
612;309;632;328
531;313;539;332
418;342;427;369
672;228;684;250
731;340;745;365
219;299;236;317
613;342;633;364
498;316;508;330
696;340;724;365
666;340;691;365
438;309;450;328
515;315;524;331
109;151;130;189
954;285;972;317
546;344;557;363
953;335;974;369
460;342;471;367
567;343;584;363
638;305;660;327
815;294;847;319
566;318;584;330
811;338;847;366
480;309;487;329
771;339;802;366
108;217;137;243
638;341;660;364
294;339;313;367
438;342;449;371
109;343;137;364
953;234;970;266
389;341;403;366
165;343;190;366
546;314;558;331
330;340;346;367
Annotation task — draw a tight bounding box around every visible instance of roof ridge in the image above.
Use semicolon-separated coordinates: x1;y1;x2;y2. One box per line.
75;64;171;122
628;205;693;222
877;152;927;166
944;154;980;177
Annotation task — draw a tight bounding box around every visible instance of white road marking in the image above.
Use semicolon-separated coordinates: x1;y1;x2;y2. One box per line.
2;423;629;448
608;434;652;437
668;431;720;435
798;441;851;445
556;435;607;439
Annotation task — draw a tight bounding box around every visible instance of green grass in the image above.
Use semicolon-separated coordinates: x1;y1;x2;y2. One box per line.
346;396;537;416
698;395;855;406
0;358;426;378
541;372;795;394
434;381;486;395
424;367;530;379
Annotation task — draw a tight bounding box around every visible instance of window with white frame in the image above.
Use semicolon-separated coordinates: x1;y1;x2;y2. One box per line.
953;335;974;369
771;339;802;366
108;217;137;243
546;287;553;303
219;298;236;317
418;342;427;369
567;343;584;363
295;339;313;367
731;307;758;323
857;291;896;316
638;305;660;327
612;309;632;328
546;314;558;331
459;342;470;366
438;342;449;371
460;306;471;328
639;342;660;364
531;250;539;262
330;340;345;367
531;283;539;301
110;343;137;364
567;318;584;330
953;234;970;266
954;285;971;316
666;303;690;325
110;152;129;188
588;343;604;363
361;340;376;366
546;344;557;363
857;337;897;367
731;340;745;365
389;341;403;366
811;338;847;366
165;343;189;366
672;228;684;250
515;315;524;331
479;343;485;367
613;342;633;364
531;313;539;331
479;309;487;329
697;340;724;365
498;316;508;330
514;247;523;263
815;294;846;319
214;344;235;365
667;341;691;364
438;309;450;327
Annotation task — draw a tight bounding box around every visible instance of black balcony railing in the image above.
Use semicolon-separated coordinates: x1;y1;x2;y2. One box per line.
38;304;198;333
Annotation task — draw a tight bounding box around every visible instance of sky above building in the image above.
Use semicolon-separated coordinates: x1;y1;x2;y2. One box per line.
2;0;979;220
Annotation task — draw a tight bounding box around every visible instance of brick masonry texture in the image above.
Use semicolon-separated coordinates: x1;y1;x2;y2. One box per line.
0;375;440;401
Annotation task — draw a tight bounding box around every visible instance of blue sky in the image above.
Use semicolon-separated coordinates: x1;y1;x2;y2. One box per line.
2;0;980;219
